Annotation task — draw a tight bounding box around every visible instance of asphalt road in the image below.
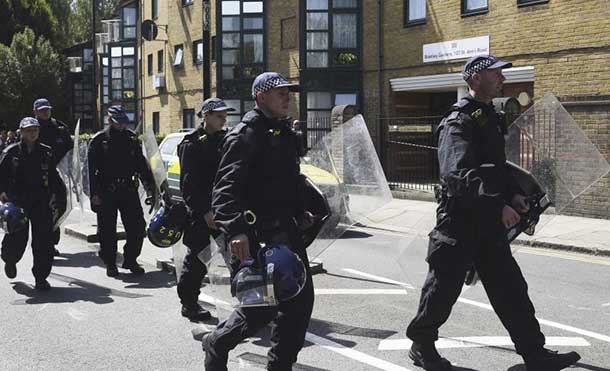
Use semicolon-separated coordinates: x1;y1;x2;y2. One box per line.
1;225;609;371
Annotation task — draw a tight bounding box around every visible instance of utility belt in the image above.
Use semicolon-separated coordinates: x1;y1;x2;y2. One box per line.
243;209;296;247
104;176;138;193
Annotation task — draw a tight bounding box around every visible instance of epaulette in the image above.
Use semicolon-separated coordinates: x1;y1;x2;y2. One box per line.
52;118;69;130
39;143;52;151
125;128;137;137
90;130;107;142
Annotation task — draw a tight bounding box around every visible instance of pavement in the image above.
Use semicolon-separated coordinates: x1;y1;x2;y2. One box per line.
363;196;610;257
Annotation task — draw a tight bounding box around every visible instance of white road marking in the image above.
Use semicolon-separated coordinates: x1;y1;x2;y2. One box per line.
305;332;413;371
517;247;610;266
315;289;408;295
602;302;610;307
379;336;590;351
199;293;231;307
342;268;416;290
355;271;610;345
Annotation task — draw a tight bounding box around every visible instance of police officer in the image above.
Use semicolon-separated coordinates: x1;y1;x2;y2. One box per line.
33;98;73;256
201;72;315;371
405;55;581;371
0;117;63;290
87;106;155;277
176;97;235;321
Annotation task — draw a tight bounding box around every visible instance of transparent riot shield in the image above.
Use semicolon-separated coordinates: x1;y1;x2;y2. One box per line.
141;125;167;211
204;234;239;322
397;93;610;289
303;114;393;260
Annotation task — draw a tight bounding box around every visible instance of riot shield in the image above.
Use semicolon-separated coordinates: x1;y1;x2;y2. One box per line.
141;125;167;211
303;114;393;260
204;234;239;322
397;93;610;289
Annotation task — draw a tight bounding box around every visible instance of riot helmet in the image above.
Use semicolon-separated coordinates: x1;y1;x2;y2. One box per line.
231;243;306;307
0;202;29;234
147;202;188;248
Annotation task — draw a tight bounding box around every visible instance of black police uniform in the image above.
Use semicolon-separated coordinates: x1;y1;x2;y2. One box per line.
87;126;155;271
38;118;73;246
406;95;546;356
205;108;314;371
176;125;225;309
0;141;63;284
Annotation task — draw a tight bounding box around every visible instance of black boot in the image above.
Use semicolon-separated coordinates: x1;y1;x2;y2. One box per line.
35;279;51;291
122;261;145;275
106;264;119;277
4;262;17;279
409;342;452;371
182;303;212;322
201;333;228;371
53;247;60;256
524;348;581;371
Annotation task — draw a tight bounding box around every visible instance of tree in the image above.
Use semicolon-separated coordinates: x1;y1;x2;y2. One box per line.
49;0;74;47
70;0;120;44
0;0;58;47
0;28;65;129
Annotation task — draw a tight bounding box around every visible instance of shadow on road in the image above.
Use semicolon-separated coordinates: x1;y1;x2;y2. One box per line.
119;269;176;289
52;251;103;268
339;230;373;239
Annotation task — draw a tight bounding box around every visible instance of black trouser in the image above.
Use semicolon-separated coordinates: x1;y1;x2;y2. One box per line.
95;187;146;266
1;199;54;282
178;216;214;307
206;219;315;371
406;225;546;356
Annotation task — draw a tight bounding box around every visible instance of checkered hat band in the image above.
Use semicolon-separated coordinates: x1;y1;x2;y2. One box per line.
462;59;494;80
252;77;288;97
204;101;226;112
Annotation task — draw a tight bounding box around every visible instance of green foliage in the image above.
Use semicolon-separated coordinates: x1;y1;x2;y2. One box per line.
0;0;58;47
0;28;64;130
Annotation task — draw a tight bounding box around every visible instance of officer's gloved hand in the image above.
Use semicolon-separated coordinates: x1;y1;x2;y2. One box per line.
0;192;8;203
511;194;530;214
144;189;155;214
204;211;217;230
230;234;251;262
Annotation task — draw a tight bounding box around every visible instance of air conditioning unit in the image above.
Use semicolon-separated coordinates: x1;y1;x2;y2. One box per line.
95;33;109;54
153;74;166;89
102;19;121;42
67;57;82;73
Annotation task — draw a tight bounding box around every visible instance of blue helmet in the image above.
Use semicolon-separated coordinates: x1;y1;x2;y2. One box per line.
231;243;307;307
146;202;187;248
0;202;29;234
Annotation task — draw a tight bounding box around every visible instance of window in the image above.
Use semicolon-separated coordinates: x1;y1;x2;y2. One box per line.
152;112;160;134
106;46;137;125
157;49;164;72
152;0;158;18
405;0;426;25
182;0;194;6
304;0;360;69
306;91;358;147
462;0;488;15
122;5;137;39
174;45;184;68
219;1;265;113
211;36;217;61
147;54;153;76
193;40;204;65
517;0;549;6
183;109;195;129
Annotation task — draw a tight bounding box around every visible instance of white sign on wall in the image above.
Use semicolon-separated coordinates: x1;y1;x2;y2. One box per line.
423;36;490;63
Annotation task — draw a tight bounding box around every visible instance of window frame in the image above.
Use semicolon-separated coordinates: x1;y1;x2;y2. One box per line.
404;0;426;27
147;53;153;76
157;49;164;73
517;0;549;7
302;0;361;70
173;44;184;68
461;0;488;17
193;39;204;65
182;0;194;7
152;112;160;134
182;108;195;129
152;0;158;19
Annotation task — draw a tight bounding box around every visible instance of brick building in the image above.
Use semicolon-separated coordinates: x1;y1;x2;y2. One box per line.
79;0;610;218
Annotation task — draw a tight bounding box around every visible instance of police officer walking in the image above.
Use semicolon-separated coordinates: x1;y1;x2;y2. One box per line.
0;117;63;290
201;72;315;371
405;55;581;371
87;106;156;277
176;97;235;321
33;98;73;256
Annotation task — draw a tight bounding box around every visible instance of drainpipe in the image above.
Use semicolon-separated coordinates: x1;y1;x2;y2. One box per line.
203;1;211;99
377;0;385;167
